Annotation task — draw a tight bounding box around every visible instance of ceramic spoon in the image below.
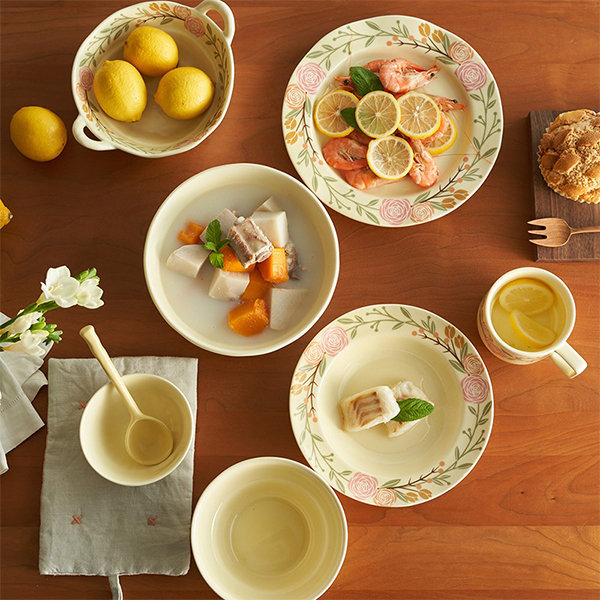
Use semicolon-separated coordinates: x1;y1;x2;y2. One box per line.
79;325;174;466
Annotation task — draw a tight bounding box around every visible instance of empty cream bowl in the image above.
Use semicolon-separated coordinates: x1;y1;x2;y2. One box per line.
80;373;194;486
71;0;235;157
191;457;348;600
143;163;340;356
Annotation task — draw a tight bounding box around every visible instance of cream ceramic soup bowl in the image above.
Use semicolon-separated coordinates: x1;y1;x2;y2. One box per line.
191;457;348;600
71;0;234;157
80;373;194;486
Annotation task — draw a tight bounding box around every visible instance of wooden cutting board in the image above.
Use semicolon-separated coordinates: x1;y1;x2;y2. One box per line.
529;110;600;262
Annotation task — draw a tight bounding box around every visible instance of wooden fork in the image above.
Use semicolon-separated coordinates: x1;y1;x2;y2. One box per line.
528;217;600;247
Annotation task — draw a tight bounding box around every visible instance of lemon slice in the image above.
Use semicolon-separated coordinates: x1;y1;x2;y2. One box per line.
499;278;555;316
355;91;401;138
366;136;414;180
396;92;441;139
314;90;359;137
509;310;556;348
425;115;457;155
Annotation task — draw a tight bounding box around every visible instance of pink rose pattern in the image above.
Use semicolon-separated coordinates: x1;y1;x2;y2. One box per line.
304;341;324;365
461;375;490;404
285;83;306;110
456;60;487;91
410;202;435;223
463;353;484;375
79;66;94;91
379;198;411;225
296;62;326;94
373;488;396;507
173;4;191;19
348;472;378;500
184;16;204;37
449;41;474;64
321;326;349;356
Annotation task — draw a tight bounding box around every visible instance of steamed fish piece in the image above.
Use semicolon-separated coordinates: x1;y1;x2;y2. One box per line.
166;244;210;278
229;217;273;268
339;386;399;432
385;380;434;438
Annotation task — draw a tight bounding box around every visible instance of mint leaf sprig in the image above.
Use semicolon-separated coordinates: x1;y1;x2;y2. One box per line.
391;398;434;422
203;219;230;269
340;66;385;128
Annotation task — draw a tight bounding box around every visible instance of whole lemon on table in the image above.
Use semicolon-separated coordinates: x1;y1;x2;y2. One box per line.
154;67;214;120
10;106;67;162
93;60;147;122
123;26;179;77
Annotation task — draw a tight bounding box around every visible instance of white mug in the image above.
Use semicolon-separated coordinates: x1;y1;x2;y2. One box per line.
477;267;587;378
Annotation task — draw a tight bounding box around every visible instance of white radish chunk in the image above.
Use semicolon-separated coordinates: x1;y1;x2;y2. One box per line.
267;287;308;330
254;196;282;213
208;269;249;301
199;208;240;243
166;245;210;278
250;210;289;247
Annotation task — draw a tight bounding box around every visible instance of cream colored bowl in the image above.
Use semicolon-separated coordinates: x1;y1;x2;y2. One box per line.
191;457;347;600
80;373;194;486
71;0;234;157
144;163;340;356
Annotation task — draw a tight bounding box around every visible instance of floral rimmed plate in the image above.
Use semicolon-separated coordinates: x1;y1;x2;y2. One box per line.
282;16;503;226
289;304;494;506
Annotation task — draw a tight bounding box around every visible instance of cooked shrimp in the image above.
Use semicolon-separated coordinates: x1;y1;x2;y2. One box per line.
348;129;372;146
421;112;450;144
323;137;368;170
344;167;389;190
378;59;439;94
364;59;386;73
409;139;439;188
431;96;466;112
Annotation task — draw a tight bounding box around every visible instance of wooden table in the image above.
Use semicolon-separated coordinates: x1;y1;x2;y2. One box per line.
2;1;599;598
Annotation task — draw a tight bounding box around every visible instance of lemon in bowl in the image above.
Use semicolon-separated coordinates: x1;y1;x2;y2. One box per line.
93;59;147;122
10;106;67;161
154;66;214;120
123;26;179;77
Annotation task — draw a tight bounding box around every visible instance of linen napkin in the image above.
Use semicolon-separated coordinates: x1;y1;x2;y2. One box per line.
39;356;198;599
0;311;51;474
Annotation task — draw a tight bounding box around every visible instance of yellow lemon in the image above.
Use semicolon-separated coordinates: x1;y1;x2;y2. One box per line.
123;26;179;77
10;106;67;162
93;60;147;122
498;278;555;316
0;200;12;229
154;67;214;120
314;90;358;137
509;310;556;348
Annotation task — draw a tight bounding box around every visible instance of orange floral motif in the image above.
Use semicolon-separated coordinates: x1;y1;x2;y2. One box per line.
285;131;298;145
373;488;396;506
303;341;324;365
173;5;191;19
418;22;431;37
184;16;205;37
285;83;306;110
410;202;434;223
418;488;432;500
431;29;444;43
149;2;159;10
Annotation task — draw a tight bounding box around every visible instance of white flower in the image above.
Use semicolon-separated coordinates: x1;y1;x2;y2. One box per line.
1;311;43;336
7;329;49;357
40;266;79;308
75;278;104;309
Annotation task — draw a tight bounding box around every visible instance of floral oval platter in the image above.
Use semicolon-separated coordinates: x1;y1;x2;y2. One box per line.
289;304;494;506
282;16;503;227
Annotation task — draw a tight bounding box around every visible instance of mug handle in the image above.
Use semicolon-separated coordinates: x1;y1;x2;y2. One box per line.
550;342;587;378
72;115;116;152
194;0;235;45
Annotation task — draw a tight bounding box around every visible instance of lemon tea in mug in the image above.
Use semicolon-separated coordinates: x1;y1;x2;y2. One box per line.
477;267;587;378
490;277;566;352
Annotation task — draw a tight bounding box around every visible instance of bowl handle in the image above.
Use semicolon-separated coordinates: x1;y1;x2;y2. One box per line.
194;0;235;45
72;115;116;152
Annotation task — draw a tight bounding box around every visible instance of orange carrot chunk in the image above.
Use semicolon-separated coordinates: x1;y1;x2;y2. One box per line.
177;221;205;244
222;245;255;273
242;269;272;301
258;247;288;284
228;299;269;336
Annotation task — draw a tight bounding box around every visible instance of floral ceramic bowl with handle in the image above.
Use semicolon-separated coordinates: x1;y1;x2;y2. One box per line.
71;0;234;157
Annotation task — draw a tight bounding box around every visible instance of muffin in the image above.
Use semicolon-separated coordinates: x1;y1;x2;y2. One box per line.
538;109;600;204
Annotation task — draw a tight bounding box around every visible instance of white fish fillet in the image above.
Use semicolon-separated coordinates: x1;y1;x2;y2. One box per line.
339;386;399;432
385;381;433;438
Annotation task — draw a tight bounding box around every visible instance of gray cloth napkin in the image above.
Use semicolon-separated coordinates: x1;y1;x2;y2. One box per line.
39;356;198;598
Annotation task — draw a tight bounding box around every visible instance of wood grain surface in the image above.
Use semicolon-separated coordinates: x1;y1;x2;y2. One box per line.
530;110;600;262
1;1;599;599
